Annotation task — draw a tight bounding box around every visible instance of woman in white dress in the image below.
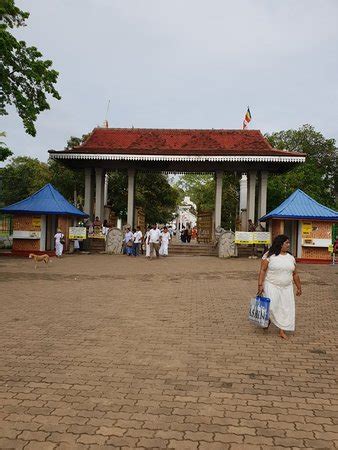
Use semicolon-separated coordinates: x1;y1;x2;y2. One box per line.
144;226;152;258
159;226;171;256
257;234;302;339
54;228;65;257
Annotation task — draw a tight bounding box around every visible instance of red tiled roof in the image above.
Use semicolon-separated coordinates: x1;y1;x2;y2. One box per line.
59;128;303;157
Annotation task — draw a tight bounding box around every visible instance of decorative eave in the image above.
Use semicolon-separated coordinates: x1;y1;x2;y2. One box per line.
49;152;306;163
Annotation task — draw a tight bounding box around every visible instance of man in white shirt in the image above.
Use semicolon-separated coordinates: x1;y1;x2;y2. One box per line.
147;224;161;259
133;226;143;256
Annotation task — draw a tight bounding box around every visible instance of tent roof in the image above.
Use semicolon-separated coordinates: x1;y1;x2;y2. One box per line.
260;189;338;222
1;183;88;217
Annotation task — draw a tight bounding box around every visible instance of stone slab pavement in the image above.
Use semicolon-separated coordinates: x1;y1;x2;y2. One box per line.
0;254;337;450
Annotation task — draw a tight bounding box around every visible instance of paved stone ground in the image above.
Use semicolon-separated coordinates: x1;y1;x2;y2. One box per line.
0;254;337;450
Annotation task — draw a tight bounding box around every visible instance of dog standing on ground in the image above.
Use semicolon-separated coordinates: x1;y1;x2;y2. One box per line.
29;253;51;269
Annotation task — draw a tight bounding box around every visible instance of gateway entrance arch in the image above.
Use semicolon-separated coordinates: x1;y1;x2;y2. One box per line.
49;128;305;231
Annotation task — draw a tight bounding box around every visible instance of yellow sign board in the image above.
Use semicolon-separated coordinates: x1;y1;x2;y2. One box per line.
302;222;312;237
69;227;86;240
328;244;333;253
32;217;41;227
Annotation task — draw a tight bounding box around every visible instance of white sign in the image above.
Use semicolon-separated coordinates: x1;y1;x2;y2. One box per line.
235;231;254;244
302;238;332;247
69;227;86;240
253;232;271;244
13;230;41;239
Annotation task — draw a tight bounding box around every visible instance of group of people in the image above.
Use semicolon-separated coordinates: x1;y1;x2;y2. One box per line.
180;225;198;243
123;224;171;258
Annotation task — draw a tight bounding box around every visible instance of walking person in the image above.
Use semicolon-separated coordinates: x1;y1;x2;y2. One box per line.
144;226;152;258
148;224;161;259
54;228;65;258
133;226;143;256
257;234;302;339
159;226;171;256
123;227;134;256
186;224;192;243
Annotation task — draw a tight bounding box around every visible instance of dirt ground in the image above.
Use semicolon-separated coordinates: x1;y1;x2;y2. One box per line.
0;254;337;449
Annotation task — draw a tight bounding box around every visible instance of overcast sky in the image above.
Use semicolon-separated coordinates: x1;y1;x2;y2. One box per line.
2;0;338;163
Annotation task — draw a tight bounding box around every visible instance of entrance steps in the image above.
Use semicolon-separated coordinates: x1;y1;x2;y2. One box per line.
169;242;217;257
83;239;106;253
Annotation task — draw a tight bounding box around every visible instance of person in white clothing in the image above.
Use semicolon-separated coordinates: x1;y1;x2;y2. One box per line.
54;228;64;257
144;226;153;258
257;234;302;339
132;226;143;256
147;224;161;259
159;226;171;256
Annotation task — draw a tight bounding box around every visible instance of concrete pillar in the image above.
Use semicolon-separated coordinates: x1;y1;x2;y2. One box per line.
84;168;93;216
95;167;104;220
214;171;223;229
247;171;257;225
239;174;247;212
104;173;109;206
127;168;135;227
258;171;268;221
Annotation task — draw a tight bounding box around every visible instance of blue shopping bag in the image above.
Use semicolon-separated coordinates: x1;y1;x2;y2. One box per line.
248;296;271;328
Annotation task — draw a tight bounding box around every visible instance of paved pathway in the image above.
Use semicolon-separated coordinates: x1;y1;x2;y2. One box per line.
0;255;337;449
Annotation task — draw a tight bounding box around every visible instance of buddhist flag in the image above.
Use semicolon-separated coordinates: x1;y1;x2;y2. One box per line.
243;107;252;129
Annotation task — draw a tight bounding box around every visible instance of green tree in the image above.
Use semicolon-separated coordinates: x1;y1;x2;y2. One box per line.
0;131;12;162
177;174;215;211
176;173;239;230
0;0;61;136
107;171;180;224
0;156;51;205
136;172;180;225
266;125;337;211
66;134;90;149
48;159;84;207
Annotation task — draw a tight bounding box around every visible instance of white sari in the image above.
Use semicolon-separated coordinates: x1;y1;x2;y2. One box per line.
263;253;296;331
159;231;170;256
54;232;64;257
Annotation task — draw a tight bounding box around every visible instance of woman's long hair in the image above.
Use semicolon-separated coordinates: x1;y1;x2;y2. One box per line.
267;234;289;257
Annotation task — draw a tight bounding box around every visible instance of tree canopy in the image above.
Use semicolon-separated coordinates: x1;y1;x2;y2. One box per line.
107;171;180;225
0;154;84;208
175;173;239;230
266;125;337;211
0;156;50;206
0;0;61;137
0;131;12;162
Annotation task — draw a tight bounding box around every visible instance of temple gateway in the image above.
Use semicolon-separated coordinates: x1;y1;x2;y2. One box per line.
49;127;305;231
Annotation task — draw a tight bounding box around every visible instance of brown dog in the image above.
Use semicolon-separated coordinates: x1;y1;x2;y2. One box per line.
29;253;51;269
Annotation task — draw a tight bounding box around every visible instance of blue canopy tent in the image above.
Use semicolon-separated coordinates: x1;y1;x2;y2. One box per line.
1;183;87;217
260;189;338;261
260;189;338;222
1;184;87;254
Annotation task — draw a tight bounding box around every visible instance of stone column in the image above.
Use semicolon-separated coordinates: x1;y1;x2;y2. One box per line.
84;168;93;217
127;168;135;227
239;173;247;212
247;171;257;225
214;171;223;229
95;167;105;220
104;173;109;206
258;171;268;221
